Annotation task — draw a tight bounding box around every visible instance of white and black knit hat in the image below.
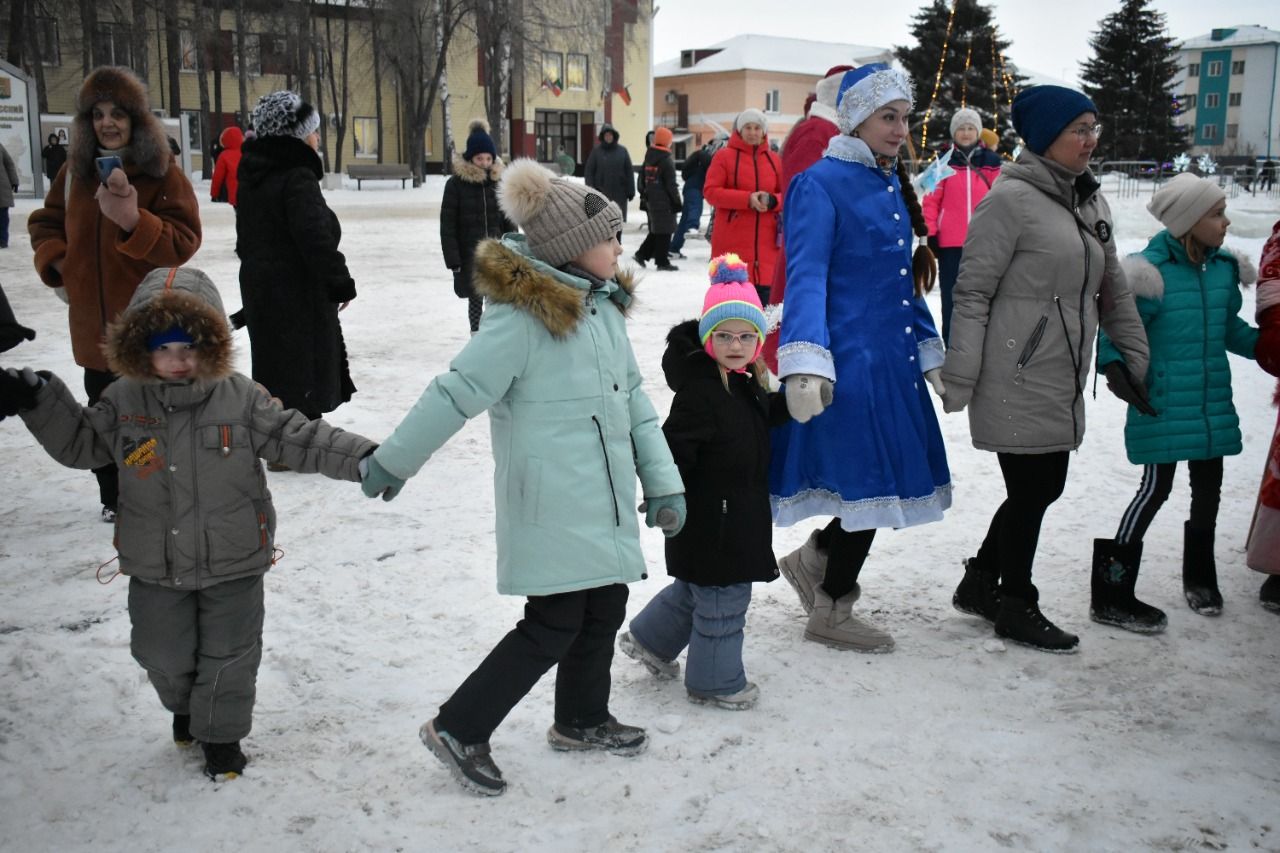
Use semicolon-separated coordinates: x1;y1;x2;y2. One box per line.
251;90;321;140
497;159;622;268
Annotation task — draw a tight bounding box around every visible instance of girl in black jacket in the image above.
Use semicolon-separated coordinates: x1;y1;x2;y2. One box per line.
620;255;788;710
441;120;516;332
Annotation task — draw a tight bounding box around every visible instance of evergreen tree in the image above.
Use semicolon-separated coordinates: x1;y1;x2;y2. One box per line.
894;0;1023;156
1080;0;1185;162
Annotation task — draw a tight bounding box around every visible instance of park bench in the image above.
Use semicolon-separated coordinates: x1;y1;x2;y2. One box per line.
346;163;413;189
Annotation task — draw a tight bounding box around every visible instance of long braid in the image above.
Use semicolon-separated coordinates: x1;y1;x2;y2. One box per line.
896;159;937;296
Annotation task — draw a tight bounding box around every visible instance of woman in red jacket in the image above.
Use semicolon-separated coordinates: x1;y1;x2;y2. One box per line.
1249;219;1280;610
210;125;244;206
705;108;783;303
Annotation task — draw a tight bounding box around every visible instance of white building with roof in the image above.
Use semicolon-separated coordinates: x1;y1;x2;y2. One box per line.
1172;25;1280;159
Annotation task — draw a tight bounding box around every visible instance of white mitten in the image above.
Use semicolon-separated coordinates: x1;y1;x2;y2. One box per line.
925;368;945;398
785;374;833;423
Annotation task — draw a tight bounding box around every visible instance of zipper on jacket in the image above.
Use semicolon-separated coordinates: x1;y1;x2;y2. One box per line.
1199;262;1212;456
1015;316;1049;380
1054;291;1084;447
752;151;761;282
591;415;621;526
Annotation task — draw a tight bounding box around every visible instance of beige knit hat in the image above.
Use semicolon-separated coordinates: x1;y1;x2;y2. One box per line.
497;159;622;268
1147;173;1226;238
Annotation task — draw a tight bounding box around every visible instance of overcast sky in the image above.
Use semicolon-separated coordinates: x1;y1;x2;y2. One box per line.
652;1;1280;87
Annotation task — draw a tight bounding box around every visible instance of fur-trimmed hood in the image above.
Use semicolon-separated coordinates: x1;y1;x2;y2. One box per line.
471;236;635;339
70;66;170;184
450;152;505;185
661;319;715;392
104;267;233;382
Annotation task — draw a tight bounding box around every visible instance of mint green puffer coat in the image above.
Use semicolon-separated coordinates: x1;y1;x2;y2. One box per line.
1098;230;1258;464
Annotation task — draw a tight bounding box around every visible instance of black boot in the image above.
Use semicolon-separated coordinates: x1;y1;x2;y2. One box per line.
202;740;247;779
1090;538;1167;633
953;556;1000;623
1182;522;1223;616
994;591;1079;654
1260;575;1280;613
172;713;193;746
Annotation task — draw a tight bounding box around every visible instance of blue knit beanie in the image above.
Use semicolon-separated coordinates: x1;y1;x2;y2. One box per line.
463;119;497;161
147;325;194;351
1011;85;1098;155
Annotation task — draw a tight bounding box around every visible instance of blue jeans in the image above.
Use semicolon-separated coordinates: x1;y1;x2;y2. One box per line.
628;579;751;695
668;187;704;254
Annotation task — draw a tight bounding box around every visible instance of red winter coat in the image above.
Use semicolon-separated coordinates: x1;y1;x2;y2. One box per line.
705;130;783;288
1247;221;1280;573
210;126;244;207
764;105;838;371
921;144;1001;249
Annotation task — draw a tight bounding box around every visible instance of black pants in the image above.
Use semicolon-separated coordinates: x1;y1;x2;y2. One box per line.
635;233;671;267
974;451;1070;600
1115;458;1223;545
936;246;963;345
84;368;119;510
436;583;628;745
816;518;876;600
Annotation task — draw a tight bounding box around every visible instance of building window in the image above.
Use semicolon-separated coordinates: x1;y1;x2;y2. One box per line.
218;31;262;75
764;89;780;113
94;22;132;68
180;28;199;71
181;109;203;153
1231;60;1245;74
1187;63;1199;77
534;110;578;163
353;117;378;159
1201;124;1218;140
1184;93;1197;109
566;54;588;91
261;35;290;75
1226;124;1238;139
1206;60;1223;76
1203;93;1219;109
34;17;60;65
542;51;564;90
1228;92;1241;106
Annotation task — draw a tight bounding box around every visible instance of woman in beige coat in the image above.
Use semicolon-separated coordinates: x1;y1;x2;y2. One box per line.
941;86;1150;653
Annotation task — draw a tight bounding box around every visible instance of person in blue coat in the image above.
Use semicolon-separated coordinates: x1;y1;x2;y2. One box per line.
360;160;685;797
1095;174;1259;629
769;65;950;653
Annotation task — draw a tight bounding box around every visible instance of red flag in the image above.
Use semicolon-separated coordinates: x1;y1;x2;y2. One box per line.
618;85;632;106
550;78;562;96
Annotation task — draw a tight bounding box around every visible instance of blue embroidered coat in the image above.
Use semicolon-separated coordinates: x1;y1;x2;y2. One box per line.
769;137;951;530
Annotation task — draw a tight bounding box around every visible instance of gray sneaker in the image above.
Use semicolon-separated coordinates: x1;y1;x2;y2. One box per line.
618;631;679;680
687;681;759;711
546;715;648;756
419;718;506;796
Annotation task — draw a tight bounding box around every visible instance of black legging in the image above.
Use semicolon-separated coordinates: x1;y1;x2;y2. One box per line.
1115;458;1223;545
974;451;1070;600
816;518;876;600
467;295;484;333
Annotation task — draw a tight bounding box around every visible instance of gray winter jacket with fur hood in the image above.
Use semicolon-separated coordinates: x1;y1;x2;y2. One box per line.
19;267;375;589
941;150;1149;453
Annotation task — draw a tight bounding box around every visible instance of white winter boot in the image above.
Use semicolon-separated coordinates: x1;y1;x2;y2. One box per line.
803;588;894;652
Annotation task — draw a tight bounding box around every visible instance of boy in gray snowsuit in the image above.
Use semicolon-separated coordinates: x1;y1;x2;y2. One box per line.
0;266;377;779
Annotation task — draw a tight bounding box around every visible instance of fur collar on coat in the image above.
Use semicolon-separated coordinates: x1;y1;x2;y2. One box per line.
471;237;635;339
450;153;505;185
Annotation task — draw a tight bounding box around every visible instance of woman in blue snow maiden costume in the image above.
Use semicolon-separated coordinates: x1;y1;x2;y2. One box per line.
770;64;951;653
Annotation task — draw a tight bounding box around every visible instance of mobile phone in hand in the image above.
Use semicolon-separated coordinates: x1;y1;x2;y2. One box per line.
95;155;123;184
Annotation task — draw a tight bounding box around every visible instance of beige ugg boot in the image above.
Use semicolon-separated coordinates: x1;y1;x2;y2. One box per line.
777;529;829;614
803;588;894;652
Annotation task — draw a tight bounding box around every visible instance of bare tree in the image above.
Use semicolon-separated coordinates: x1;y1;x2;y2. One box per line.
78;0;99;76
6;0;28;66
190;0;214;176
235;0;249;121
23;5;49;113
367;0;386;163
130;0;150;80
318;0;352;171
163;0;181;115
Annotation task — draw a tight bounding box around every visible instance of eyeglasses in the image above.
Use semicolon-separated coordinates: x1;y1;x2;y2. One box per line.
1068;123;1103;141
711;330;761;347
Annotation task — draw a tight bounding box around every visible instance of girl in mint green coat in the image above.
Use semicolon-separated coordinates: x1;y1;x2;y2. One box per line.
361;161;684;796
1094;174;1259;632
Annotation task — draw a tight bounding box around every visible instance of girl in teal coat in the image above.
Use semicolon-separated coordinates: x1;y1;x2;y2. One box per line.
361;161;685;796
1095;174;1259;632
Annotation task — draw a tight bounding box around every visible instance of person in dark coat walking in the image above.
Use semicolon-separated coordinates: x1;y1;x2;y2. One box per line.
668;141;712;259
41;133;67;183
236;90;357;428
633;127;681;271
584;123;634;231
620;255;787;710
441;120;515;332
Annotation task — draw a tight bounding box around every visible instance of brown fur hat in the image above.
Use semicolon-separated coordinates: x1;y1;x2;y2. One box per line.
70;65;171;183
104;267;233;382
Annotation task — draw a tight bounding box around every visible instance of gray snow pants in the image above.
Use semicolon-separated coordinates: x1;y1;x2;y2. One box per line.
128;575;265;743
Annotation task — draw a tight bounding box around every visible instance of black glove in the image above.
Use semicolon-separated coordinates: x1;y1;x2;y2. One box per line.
451;268;468;298
0;367;44;418
228;308;247;330
1103;362;1157;417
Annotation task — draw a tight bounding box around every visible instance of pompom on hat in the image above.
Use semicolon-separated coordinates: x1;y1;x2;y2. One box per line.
699;254;767;361
835;63;915;136
497;159;622;268
1147;172;1226;238
251;90;321;140
1010;85;1097;155
463;118;498;161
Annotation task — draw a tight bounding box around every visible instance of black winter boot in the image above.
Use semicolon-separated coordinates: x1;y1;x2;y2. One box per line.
1260;575;1280;613
172;713;193;746
1182;522;1223;616
1090;538;1167;633
953;556;1001;623
202;740;248;779
994;591;1079;654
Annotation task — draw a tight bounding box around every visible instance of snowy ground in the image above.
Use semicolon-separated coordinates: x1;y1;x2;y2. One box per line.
1;175;1278;853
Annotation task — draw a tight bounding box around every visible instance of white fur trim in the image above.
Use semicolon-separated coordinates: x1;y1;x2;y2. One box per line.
1121;254;1164;300
815;74;844;109
1219;245;1258;286
808;102;838;124
496;158;554;228
763;302;783;334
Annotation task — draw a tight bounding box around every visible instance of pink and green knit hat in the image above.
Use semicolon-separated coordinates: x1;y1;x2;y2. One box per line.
699;254;766;360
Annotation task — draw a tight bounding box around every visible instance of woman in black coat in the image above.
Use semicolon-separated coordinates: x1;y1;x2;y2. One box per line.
441;120;515;332
633;127;681;271
236;91;356;423
584;123;634;227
